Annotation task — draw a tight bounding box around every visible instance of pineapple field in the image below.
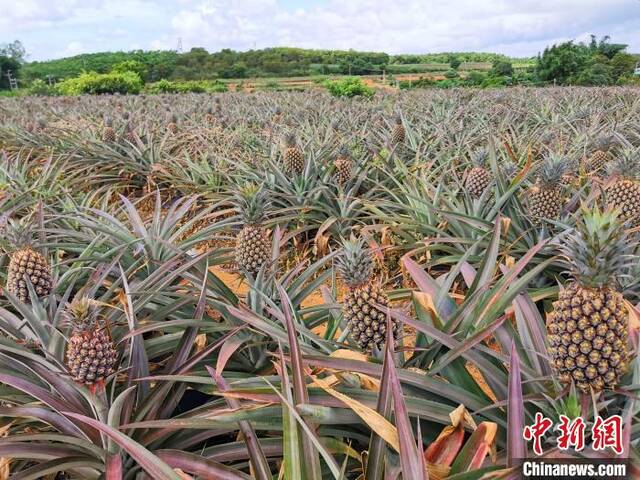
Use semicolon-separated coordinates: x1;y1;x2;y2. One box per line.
0;86;639;479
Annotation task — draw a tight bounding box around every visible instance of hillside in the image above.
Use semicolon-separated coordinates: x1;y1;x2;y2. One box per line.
21;46;533;83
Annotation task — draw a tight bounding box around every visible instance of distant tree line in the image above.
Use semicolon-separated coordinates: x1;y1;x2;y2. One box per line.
1;36;637;93
20;47;393;83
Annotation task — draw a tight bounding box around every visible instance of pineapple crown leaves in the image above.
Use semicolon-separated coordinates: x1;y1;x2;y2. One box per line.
393;113;403;125
501;162;518;179
539;130;555;146
234;183;269;225
592;133;615;152
0;217;37;253
606;147;640;180
284;132;298;148
558;205;636;289
337;145;352;159
61;297;102;333
166;112;178;123
537;153;569;185
470;147;489;168
335;237;374;288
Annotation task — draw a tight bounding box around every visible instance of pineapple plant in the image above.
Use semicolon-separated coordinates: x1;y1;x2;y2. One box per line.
167;113;178;134
501;162;518;181
123;121;137;144
605;147;640;227
528;153;568;220
102;116;116;143
336;238;397;352
391;114;405;145
204;107;215;124
64;297;118;388
4;221;52;303
547;206;634;393
586;134;614;173
235;183;271;277
334;145;353;184
283;132;304;174
272;106;282;123
465;148;491;199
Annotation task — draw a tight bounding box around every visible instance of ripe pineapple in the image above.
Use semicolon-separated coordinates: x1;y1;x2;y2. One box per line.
235;184;271;277
465;148;491;199
4;222;52;303
528;154;567;221
64;298;117;388
586;135;614;173
102;116;116;143
334;145;353;184
204;107;215;124
547;207;633;393
336;238;397;352
272;107;282;123
391;114;405;145
167;113;178;134
123;122;137;144
605;148;640;228
283;133;304;174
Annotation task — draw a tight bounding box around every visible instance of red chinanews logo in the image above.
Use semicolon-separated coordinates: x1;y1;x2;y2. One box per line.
523;413;623;456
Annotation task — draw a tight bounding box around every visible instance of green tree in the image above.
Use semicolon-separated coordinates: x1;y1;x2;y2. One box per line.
111;60;147;79
491;59;513;77
610;52;636;79
536;41;591;84
575;62;614;85
449;55;461;70
0;55;21;89
589;35;627;60
0;40;26;63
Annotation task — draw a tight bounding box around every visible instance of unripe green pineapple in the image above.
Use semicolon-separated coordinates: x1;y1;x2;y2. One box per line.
547;206;634;393
283;133;304;174
391;114;405;145
336;238;397;352
4;220;52;303
465;148;491;199
528;153;568;221
334;145;353;185
234;184;271;277
605;148;640;228
64;298;117;388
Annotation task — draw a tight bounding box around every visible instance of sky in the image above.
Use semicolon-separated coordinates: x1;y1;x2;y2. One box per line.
1;0;639;61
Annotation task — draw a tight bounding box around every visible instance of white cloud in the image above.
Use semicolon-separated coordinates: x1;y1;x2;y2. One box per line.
2;0;639;60
56;41;87;58
160;0;640;57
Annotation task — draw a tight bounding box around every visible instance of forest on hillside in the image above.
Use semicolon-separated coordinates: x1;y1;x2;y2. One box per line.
0;36;638;94
18;47;520;83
